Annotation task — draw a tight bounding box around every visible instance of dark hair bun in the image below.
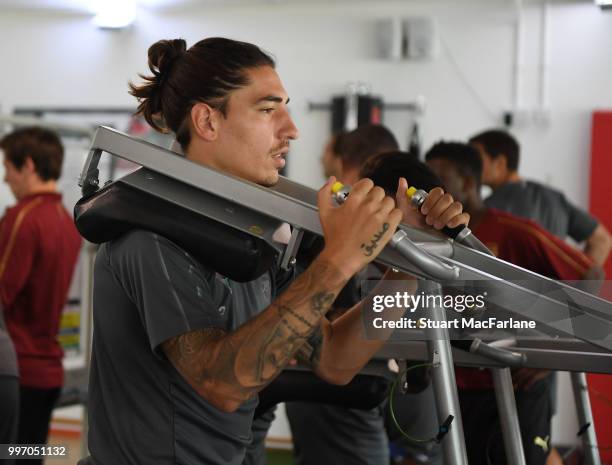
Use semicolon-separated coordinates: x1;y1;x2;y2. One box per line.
148;38;187;76
129;39;187;132
130;37;275;149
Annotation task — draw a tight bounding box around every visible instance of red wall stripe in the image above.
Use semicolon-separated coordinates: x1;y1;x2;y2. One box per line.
588;111;612;462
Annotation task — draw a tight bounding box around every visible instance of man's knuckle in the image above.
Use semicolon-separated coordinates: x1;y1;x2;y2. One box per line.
373;186;385;197
383;197;395;209
358;178;374;190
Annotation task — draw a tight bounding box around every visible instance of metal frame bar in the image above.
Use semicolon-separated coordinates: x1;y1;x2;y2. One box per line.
491;368;527;465
571;372;601;465
421;280;469;465
79;128;612;349
378;339;612;374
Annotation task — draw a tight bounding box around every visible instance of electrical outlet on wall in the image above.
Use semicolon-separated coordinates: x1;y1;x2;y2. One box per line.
403;17;438;60
376;16;438;61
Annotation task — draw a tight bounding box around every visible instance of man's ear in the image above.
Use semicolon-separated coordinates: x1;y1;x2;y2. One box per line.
22;157;37;175
191;103;221;142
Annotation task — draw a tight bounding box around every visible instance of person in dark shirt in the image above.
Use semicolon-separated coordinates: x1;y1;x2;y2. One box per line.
425;141;599;465
359;152;452;465
0;127;82;465
469;129;611;267
286;124;401;465
82;38;468;465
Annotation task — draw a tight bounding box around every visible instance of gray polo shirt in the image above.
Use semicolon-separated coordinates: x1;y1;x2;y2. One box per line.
485;180;598;242
87;230;274;465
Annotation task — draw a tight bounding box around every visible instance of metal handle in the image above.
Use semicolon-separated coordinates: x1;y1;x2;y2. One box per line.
390;230;460;281
409;188;494;256
470;338;527;367
78;148;103;197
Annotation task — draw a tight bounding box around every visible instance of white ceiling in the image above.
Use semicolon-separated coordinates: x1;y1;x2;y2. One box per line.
0;0;369;14
0;0;575;15
0;0;191;13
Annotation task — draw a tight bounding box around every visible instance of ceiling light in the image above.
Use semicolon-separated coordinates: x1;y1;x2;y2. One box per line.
92;0;137;29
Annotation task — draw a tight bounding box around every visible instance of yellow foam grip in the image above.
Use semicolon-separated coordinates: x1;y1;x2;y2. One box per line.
331;181;345;194
332;181;417;199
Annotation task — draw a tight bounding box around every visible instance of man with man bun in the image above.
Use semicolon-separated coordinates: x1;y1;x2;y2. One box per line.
82;37;468;465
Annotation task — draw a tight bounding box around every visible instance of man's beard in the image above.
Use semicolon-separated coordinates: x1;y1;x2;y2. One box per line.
261;172;279;187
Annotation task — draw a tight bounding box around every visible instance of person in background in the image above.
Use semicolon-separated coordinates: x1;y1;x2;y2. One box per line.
320;132;343;179
469;130;607;465
425;141;600;465
359;151;448;465
469;129;611;267
286;123;401;465
0;127;82;465
320;124;400;186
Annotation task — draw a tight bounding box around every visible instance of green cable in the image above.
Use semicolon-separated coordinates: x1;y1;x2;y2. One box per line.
388;362;437;444
391;368;612;452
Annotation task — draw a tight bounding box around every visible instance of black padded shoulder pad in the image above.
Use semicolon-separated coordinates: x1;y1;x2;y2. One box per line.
74;181;277;282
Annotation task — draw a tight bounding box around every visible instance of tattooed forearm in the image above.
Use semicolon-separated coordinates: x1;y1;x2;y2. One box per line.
312;291;337;314
236;262;339;388
361;222;389;257
162;256;347;411
295;325;324;367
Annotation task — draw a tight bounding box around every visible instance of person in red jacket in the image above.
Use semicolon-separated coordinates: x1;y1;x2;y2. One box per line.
425;141;601;465
0;127;82;464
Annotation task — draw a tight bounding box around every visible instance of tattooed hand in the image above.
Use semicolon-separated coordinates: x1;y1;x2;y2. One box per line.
317;177;402;278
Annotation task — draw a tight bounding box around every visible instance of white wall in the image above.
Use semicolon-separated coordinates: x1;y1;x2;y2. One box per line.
1;0;610;446
1;1;611;204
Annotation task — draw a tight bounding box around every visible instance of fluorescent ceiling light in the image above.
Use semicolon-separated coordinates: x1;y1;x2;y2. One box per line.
595;0;612;7
92;0;137;29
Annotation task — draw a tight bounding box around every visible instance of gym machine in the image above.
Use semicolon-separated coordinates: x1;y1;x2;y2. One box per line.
76;126;612;465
